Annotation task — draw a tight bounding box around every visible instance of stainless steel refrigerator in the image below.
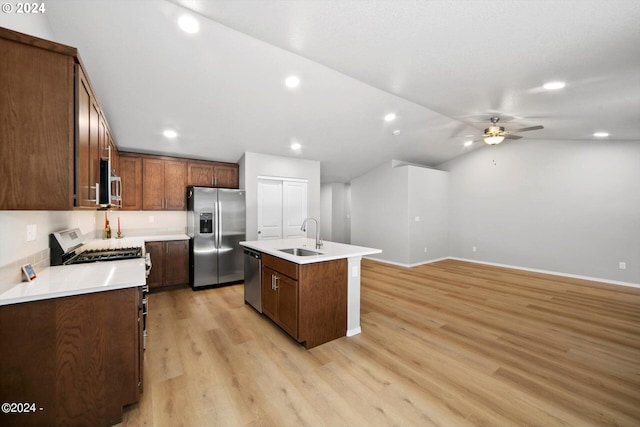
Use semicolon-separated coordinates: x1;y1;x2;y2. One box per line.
187;186;246;289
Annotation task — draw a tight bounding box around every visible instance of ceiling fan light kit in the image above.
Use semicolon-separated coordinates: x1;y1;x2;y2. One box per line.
484;135;505;145
479;116;543;145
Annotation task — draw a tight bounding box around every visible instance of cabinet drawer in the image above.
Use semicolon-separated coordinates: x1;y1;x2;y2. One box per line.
262;253;298;280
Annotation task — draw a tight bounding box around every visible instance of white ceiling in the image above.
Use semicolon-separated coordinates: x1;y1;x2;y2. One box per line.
44;0;640;182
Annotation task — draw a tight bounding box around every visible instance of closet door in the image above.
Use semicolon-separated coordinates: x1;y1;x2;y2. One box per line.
257;179;283;240
257;179;308;240
283;181;307;238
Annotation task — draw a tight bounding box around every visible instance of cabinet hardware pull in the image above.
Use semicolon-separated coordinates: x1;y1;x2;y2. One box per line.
90;182;100;205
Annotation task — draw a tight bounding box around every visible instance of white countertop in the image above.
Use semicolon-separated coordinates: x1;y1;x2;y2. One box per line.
0;258;146;306
240;238;381;264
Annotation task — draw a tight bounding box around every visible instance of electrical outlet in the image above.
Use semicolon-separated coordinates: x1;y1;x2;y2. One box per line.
26;224;37;241
472;246;477;252
415;216;420;222
619;262;627;270
424;247;427;253
149;215;155;223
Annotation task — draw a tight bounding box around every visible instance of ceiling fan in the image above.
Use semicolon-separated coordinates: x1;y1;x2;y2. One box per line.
477;116;544;145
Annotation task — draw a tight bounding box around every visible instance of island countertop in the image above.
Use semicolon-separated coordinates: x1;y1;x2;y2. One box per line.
240;238;381;264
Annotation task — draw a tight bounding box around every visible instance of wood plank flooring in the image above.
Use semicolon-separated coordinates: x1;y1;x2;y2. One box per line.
116;259;640;426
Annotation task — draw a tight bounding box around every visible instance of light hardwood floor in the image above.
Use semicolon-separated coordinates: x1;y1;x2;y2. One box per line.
116;259;640;427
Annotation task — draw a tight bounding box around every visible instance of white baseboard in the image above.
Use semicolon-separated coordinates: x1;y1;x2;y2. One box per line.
346;327;361;337
362;255;639;289
363;256;449;268
448;257;640;289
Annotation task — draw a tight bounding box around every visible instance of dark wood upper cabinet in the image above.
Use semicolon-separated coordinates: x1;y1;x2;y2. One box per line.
0;30;75;210
187;160;239;188
119;153;142;210
75;64;102;208
0;28;239;210
142;157;186;211
0;27;119;210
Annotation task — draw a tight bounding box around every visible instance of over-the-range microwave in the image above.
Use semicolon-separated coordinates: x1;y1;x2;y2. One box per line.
98;147;122;208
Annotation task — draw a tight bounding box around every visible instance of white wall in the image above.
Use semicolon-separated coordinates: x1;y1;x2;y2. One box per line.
408;166;449;264
321;184;332;240
351;161;449;266
320;182;350;244
240;152;320;241
351;161;410;264
0;7;55;40
439;139;640;284
0;210;95;287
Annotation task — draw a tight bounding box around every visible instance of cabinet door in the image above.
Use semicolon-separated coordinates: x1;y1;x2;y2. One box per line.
276;273;298;338
109;139;119;176
145;241;164;289
262;267;278;320
187;161;214;186
0;37;74;210
163;159;187;210
119;155;142;210
164;240;189;286
76;65;101;208
142;158;165;210
213;164;239;188
98;113;108;161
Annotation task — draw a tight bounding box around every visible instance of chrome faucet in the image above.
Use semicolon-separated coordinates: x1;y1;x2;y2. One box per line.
301;217;323;249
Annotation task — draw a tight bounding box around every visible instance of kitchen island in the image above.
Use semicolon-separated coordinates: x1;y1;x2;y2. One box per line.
240;238;381;348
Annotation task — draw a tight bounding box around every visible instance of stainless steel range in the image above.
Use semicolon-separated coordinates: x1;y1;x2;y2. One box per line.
50;228;143;266
70;247;143;264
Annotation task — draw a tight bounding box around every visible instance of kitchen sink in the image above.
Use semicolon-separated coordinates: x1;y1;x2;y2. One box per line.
278;248;323;256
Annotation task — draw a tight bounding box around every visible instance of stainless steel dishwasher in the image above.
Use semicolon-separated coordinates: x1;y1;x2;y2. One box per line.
243;248;262;312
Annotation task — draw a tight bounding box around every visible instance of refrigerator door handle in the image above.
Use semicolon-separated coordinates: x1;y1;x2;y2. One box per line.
217;200;222;249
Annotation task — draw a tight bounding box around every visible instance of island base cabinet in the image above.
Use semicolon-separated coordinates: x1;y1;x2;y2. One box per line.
0;287;142;427
261;254;347;349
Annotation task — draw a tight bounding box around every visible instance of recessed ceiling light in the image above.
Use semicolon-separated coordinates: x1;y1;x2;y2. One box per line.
163;129;178;138
384;113;396;122
543;81;566;90
464;140;473;147
593;132;609;138
285;75;300;88
291;141;301;150
178;15;200;34
392;130;401;136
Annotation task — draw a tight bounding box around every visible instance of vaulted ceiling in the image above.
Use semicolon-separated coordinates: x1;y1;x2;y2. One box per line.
43;0;640;182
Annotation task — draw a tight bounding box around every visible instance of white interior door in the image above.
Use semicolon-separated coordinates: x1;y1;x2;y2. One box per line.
283;181;307;238
257;179;283;240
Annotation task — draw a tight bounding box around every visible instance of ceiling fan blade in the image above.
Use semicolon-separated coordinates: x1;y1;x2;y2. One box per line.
510;125;544;133
504;134;523;140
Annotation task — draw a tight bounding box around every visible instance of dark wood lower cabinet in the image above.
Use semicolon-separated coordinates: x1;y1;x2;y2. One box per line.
261;254;347;349
146;240;189;289
0;287;142;427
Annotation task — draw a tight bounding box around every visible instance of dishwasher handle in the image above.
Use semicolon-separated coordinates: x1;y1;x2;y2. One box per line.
243;249;261;259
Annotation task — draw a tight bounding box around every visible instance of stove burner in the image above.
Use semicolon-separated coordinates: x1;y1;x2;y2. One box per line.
67;246;143;265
